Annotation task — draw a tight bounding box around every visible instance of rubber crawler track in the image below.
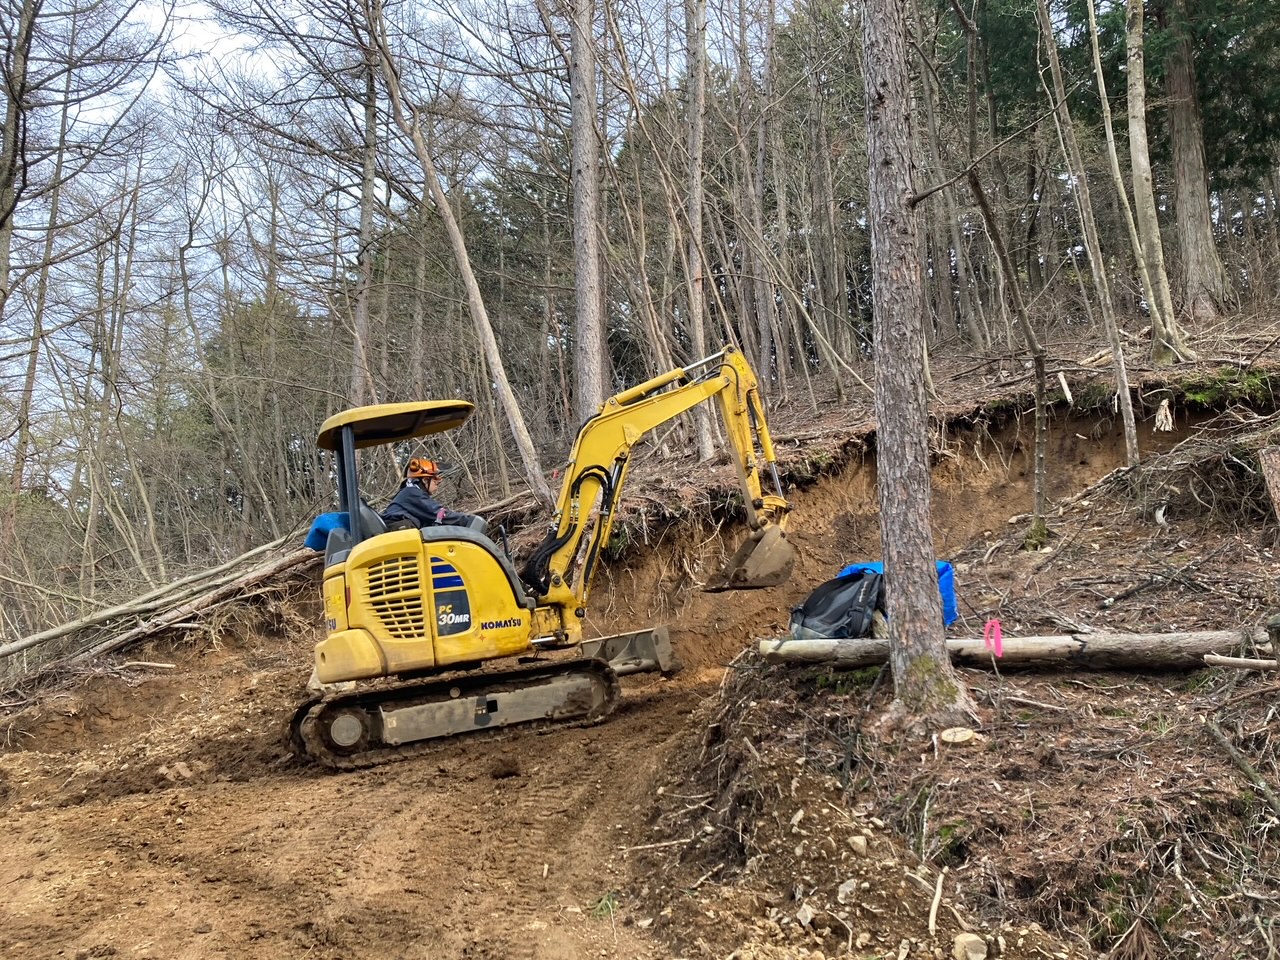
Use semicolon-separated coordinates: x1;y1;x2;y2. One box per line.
289;659;622;771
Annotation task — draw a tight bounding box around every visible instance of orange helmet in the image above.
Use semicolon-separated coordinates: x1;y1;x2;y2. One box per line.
406;457;442;480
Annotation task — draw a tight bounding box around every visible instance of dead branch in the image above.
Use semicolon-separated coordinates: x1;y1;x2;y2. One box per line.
1204;654;1280;671
67;548;319;666
1204;718;1280;819
0;534;296;660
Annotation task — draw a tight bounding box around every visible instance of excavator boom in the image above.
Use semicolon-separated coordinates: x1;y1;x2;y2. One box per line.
522;346;794;614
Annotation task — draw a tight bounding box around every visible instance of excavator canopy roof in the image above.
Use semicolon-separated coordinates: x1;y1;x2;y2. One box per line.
317;400;474;452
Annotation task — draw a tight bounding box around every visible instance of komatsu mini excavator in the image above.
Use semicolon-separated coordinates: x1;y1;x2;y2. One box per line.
291;346;794;768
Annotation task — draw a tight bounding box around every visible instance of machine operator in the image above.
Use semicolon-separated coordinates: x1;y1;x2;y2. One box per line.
382;458;479;530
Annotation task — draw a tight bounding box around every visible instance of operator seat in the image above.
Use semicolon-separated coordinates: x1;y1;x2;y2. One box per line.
357;499;388;539
323;500;387;568
460;514;488;537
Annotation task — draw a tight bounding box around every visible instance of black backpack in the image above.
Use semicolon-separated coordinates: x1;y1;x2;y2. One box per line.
789;570;885;641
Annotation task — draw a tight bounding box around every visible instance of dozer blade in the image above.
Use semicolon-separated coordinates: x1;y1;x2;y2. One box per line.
704;524;795;592
290;659;620;770
581;625;681;676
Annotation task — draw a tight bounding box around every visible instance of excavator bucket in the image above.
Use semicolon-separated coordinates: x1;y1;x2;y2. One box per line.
705;525;795;592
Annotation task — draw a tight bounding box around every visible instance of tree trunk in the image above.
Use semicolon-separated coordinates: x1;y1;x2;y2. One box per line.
684;0;714;460
916;1;984;349
0;0;39;560
967;171;1050;525
734;0;775;386
1259;446;1280;521
1164;0;1233;321
1024;148;1044;290
946;0;1052;529
570;0;606;422
368;1;554;506
1270;169;1280;268
767;39;818;405
1086;0;1172;356
349;58;378;405
115;148;168;581
1036;0;1139;468
0;0;36;327
10;3;74;524
862;0;975;728
810;86;849;357
410;201;430;399
1125;0;1191;363
609;157;676;378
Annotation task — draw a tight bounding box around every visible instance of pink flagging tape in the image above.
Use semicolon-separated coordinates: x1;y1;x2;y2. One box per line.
983;619;1004;658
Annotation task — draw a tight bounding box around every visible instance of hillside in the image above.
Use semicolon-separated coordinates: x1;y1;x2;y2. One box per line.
3;345;1280;960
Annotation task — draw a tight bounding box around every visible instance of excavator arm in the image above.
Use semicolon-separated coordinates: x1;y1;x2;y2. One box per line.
522;346;794;616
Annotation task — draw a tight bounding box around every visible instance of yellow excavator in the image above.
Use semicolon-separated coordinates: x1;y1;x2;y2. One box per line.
291;345;795;768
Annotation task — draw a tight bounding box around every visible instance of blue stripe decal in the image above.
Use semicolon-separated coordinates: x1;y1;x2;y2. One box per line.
433;575;465;588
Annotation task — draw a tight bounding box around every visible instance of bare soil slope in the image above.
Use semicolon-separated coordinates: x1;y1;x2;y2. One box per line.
3;358;1280;960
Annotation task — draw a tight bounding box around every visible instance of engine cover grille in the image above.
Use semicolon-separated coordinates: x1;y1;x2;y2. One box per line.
363;554;425;639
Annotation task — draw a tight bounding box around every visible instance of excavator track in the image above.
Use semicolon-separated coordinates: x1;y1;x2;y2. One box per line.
289;658;621;771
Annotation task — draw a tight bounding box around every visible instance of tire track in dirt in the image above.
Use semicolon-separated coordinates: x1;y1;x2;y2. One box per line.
391;682;696;960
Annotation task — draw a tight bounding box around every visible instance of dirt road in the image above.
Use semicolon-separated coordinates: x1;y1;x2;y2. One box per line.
1;645;720;959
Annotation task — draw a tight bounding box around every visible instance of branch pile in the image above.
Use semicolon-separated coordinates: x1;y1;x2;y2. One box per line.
0;539;322;688
0;489;550;692
1114;407;1280;522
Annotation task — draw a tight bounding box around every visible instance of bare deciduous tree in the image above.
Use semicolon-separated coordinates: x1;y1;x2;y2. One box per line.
1084;0;1184;366
684;0;714;459
1123;0;1192;364
366;0;553;505
569;0;606;421
1035;0;1138;468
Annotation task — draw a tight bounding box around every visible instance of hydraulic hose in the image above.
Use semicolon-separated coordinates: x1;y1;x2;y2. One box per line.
519;465;614;595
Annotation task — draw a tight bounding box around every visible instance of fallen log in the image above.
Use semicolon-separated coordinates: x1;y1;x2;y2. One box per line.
759;628;1273;671
1;547;322;689
0;534;296;660
1;489;534;674
0;486;562;693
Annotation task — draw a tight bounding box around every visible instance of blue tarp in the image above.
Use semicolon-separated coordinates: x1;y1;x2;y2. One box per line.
837;560;959;626
304;512;349;551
